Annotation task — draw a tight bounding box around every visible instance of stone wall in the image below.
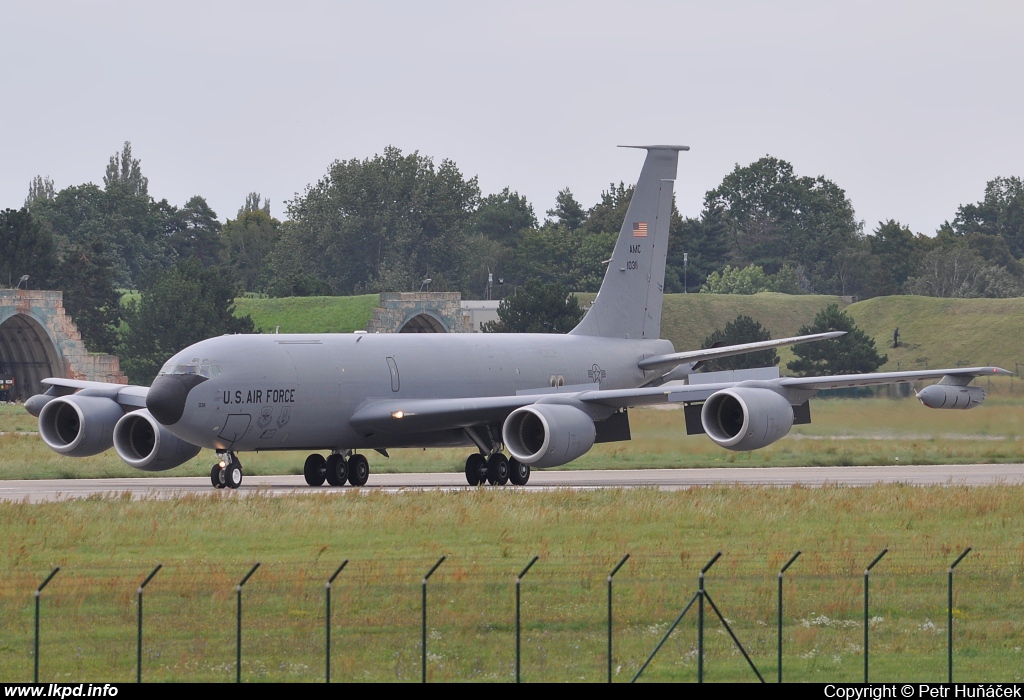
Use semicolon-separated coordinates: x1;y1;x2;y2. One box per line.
365;292;475;333
0;290;126;397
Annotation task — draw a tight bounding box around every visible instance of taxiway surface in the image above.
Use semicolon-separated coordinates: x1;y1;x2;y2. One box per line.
1;464;1022;502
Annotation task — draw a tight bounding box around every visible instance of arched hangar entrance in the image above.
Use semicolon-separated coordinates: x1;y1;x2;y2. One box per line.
0;314;62;401
398;312;448;333
0;290;126;401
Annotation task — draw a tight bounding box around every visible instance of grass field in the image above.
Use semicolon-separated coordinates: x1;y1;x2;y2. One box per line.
232;294;380;334
1;487;1022;682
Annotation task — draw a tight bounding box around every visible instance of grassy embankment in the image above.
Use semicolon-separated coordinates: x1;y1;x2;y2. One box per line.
232;294;380;334
0;487;1022;682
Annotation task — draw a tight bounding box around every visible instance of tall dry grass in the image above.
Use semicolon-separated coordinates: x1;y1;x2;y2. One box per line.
1;486;1022;682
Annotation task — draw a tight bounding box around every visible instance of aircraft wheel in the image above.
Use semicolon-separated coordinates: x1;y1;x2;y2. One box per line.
325;454;348;486
465;453;485;486
486;454;509;486
348;454;370;486
225;460;243;489
304;453;327;486
211;465;226;489
508;458;530;486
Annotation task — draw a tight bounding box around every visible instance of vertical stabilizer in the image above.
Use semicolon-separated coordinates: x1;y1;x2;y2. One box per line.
570;145;686;339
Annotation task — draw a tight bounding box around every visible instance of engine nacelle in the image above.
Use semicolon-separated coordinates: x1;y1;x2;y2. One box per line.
24;393;57;418
113;409;202;471
916;384;985;410
38;395;124;457
502;404;597;469
701;387;794;451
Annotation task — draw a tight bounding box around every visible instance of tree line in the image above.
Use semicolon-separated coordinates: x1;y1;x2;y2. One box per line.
1;141;1022;383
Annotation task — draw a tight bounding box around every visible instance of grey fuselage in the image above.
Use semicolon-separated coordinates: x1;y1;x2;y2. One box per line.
162;332;674;453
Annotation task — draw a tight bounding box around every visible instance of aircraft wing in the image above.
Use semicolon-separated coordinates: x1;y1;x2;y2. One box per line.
577;366;1011;409
33;378;148;412
350;394;546;434
638;332;846;372
350;366;1010;434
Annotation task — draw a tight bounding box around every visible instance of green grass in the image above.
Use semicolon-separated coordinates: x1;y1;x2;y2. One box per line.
1;487;1022;682
848;295;1024;373
584;292;1024;383
231;294;379;334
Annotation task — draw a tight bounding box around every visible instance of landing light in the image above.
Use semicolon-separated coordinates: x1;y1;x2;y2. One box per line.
391;411;404;419
218;459;227;468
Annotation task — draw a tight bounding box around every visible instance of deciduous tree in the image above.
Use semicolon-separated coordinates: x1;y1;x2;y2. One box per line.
119;259;254;384
481;279;584;333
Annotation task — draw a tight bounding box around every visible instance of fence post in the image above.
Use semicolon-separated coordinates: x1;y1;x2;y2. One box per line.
136;564;162;683
33;567;59;683
777;551;801;683
422;555;446;683
698;552;722;683
864;549;888;683
607;554;630;683
516;556;539;683
948;547;972;683
325;560;348;683
236;562;260;683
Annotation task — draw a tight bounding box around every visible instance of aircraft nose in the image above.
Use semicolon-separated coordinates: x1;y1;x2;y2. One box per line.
147;374;208;425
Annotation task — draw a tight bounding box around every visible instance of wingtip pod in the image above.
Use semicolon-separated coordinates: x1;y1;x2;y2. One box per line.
916;384;986;409
916;366;1010;409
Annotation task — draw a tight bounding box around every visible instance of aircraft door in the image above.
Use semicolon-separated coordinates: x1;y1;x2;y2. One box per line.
387;357;400;392
218;414;252;445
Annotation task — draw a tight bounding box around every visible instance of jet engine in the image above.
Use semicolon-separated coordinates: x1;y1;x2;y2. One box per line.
113;409;202;471
701;387;794;451
502;404;597;469
916;384;985;410
38;395;124;457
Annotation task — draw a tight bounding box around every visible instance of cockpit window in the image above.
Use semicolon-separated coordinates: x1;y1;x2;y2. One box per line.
158;362;222;378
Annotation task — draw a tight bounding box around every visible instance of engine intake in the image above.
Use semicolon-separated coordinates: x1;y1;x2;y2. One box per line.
502;404;596;469
113;409;202;471
701;387;794;451
38;395;123;457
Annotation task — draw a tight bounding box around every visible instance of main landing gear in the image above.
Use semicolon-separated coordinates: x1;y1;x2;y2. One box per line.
304;451;370;487
211;452;243;489
464;452;530;486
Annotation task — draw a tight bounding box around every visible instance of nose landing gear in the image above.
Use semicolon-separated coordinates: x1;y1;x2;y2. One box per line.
211;452;242;489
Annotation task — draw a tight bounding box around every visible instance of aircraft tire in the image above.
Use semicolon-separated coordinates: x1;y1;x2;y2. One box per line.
465;454;485;486
305;454;327;486
225;462;243;489
509;458;530;486
486;454;509;486
325;454;348;487
211;465;226;489
348;454;370;486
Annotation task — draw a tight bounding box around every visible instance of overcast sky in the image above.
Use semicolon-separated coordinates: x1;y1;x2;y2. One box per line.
2;1;1021;237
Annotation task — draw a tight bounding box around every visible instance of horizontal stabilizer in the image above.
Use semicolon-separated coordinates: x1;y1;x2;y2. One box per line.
638;332;846;372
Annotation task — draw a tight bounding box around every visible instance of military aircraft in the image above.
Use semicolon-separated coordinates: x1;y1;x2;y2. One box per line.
24;146;1009;489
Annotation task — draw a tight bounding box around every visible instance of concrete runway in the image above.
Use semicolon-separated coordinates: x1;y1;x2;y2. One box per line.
1;464;1022;502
